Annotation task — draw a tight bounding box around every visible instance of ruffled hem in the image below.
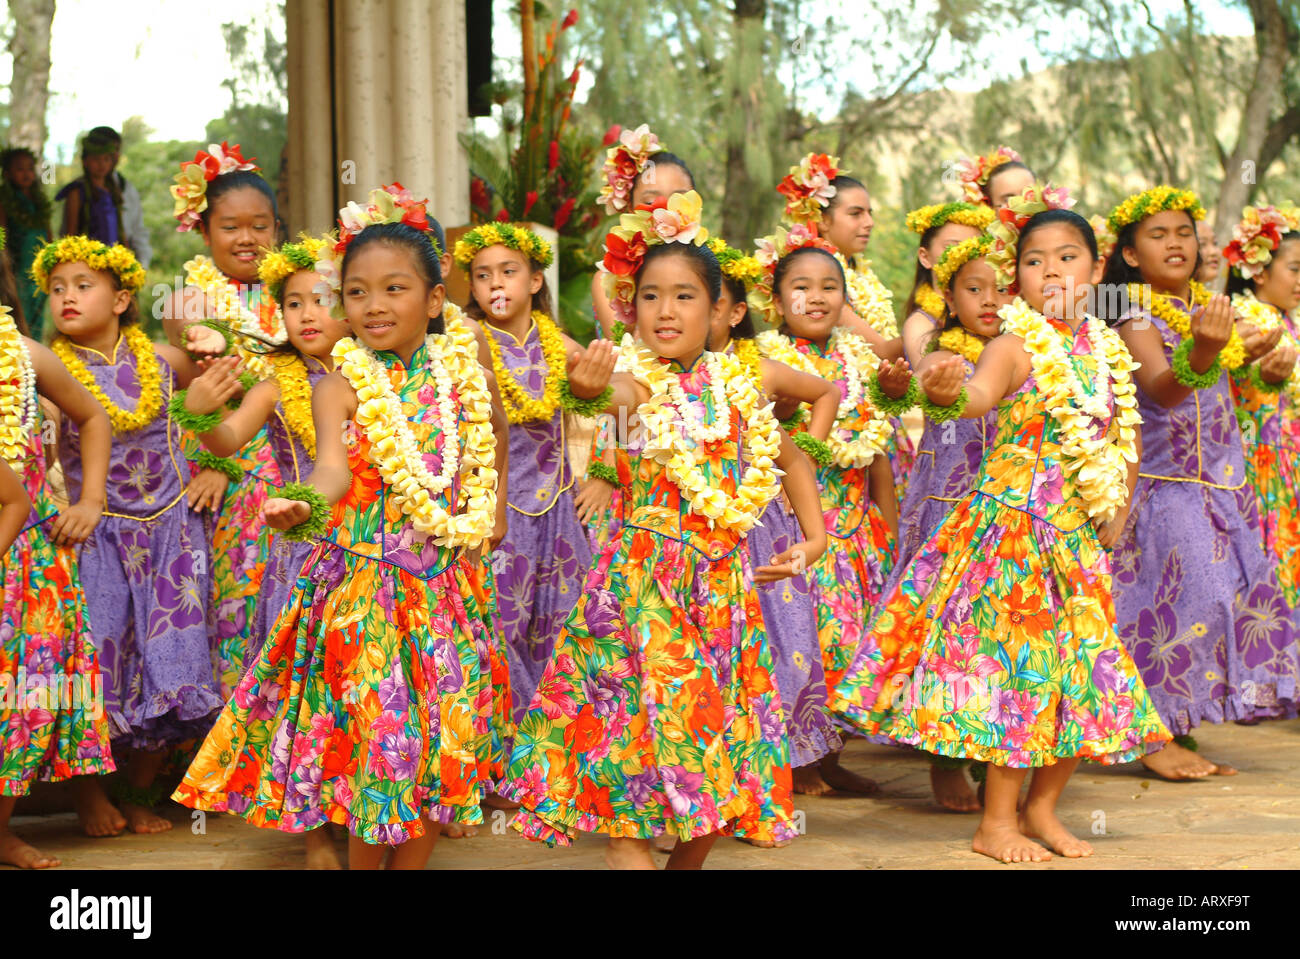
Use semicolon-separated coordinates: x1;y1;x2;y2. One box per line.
107;684;224;749
788;717;843;768
1154;677;1299;736
886;722;1172;768
1;755;117;797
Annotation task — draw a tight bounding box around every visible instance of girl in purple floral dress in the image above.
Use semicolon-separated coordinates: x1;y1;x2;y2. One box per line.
42;238;222;836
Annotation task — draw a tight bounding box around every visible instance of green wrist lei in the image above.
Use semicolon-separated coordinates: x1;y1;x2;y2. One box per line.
586;461;619;485
867;372;920;417
792;431;833;467
919;386;968;423
1170;337;1222;390
1246;361;1287;394
278;481;330;542
779;408;808;431
560;381;613;417
610;321;627;341
168;389;224;433
226;371;261;410
111;779;169;809
185;320;235;356
195;449;243;484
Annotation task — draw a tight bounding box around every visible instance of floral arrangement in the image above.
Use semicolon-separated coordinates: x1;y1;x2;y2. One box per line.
0;304;38;469
170;141;258;232
453;222;554;270
706;236;764;292
597;124;664;215
986;182;1076;293
598;190;709;325
1223;204;1300;280
335;183;435;256
31;235;147;294
748;223;838;327
258;233;338;303
777;152;843;228
1088;214;1117;261
955;146;1022;204
1106;185;1205;236
905;202;995;235
933;233;994;291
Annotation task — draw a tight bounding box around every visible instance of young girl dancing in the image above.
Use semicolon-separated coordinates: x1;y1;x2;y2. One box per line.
955;146;1035;210
501;192;826;869
832;186;1171;863
173;184;514;870
753;225;899;797
37;238;223;835
0;298;114;867
1104;188;1299;779
1224;205;1300;605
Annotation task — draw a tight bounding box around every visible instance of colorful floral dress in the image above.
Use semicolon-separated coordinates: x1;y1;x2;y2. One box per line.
1;396;115;794
501;356;796;846
487;322;592;719
57;338;222;748
1112;303;1299;733
1230;303;1300;607
789;336;896;693
830;318;1172;766
172;343;513;845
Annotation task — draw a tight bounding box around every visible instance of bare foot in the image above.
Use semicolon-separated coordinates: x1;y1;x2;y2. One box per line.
1140;742;1218;780
120;802;173;834
930;765;980;812
604;837;656;870
0;829;61;869
735;835;791;849
971;820;1052;864
1019;801;1094;858
818;757;880;795
482;793;521;811
73;780;127;837
304;828;342;870
793;763;833;797
442;822;478;839
652;832;676;853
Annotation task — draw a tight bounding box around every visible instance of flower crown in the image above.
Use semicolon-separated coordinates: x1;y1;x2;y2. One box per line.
933;234;994;291
258;233;339;302
599;190;709;324
170;141;259;233
1107;185;1205;234
955;147;1021;204
1223;204;1300;280
986;182;1076;293
1088;214;1117;261
905;201;996;236
748;223;839;326
31;235;147;295
335;182;438;256
706;236;764;293
777;153;844;228
597;123;664;215
453;222;553;271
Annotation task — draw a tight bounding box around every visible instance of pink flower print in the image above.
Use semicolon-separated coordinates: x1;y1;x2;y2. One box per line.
984;686;1040;734
536;654;579;719
931;623;1002;709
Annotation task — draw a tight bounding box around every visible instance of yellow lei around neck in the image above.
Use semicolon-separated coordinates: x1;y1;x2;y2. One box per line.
185;255;283;379
53;326;163;434
485;310;566;424
1128;280;1246;371
332;311;498;549
0;306;37;469
755;327;892;468
999;298;1141;522
271;354;317;459
837;253;899;339
914;283;947;322
733;337;764;389
935;326;987;366
613;335;781;532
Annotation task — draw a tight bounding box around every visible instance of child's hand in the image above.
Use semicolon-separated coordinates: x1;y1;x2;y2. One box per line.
574;476;615;525
1259;339;1298;384
48;500;103;546
262;497;310;530
1190;294;1234;356
876;357;913;399
186;469;229;513
566;339;616;400
185;355;243;415
1237;318;1285;364
1094;508;1130;549
919;355;967;407
754;538;826;583
185;324;228;358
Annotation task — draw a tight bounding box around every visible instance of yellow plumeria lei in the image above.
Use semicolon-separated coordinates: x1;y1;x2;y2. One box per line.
270;353;317;459
613;334;780;532
31;236;147;295
935;326;987;366
185;255;285;377
755;327;892;467
838;254;899;338
913;283;947;321
332;310;498;548
485;310;567;424
999;297;1141;522
1233;293;1300;406
1127;280;1246;371
0;305;37;469
53;326;162;433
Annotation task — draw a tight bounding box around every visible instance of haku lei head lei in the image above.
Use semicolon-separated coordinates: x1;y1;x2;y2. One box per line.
777;152;843;228
597;123;664;215
905;202;995;236
705;235;764;293
599;189;709;327
986;182;1076;294
748;223;838;327
933;233;994;292
257;232;339;302
1106;185;1205;236
955;146;1022;204
1223;204;1300;280
1088;214;1117;261
453;222;553;271
31;235;147;295
170;141;258;232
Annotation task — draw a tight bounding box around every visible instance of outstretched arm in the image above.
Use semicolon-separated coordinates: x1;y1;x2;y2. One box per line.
754;428;828;583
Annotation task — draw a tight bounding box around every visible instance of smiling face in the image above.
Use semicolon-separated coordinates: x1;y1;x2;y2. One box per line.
1121;209;1198;295
200;186;277;284
48;261;131;339
342;241;444;358
634;249;717;364
1255;236;1300;313
281;269;350;361
986;165;1035;210
820;184;873;256
946;258;1005;337
469;245;541;324
1017;221;1101;320
775;250;845;344
632;162;693;208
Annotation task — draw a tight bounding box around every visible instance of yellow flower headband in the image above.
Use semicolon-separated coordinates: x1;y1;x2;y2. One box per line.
986;182;1076;293
31;235;147;295
1107;186;1205;235
258;233;339;302
454;222;554;271
706;236;764;293
905;202;995;236
933;234;994;291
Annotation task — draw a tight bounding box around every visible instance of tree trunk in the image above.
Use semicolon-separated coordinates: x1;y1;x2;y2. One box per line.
722;0;767;247
6;0;57;155
1212;0;1292;240
521;0;538;120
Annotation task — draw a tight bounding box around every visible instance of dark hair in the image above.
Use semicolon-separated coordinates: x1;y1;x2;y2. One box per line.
772;246;846;303
462;248;556;323
825;175;868;217
201;170;278;230
644;152;695;190
340;222;446;334
0;145;38;176
1225;232;1300;296
634;242;721;303
720;274;756;340
1100;210;1202;293
0;250;29;335
983;161;1031;205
